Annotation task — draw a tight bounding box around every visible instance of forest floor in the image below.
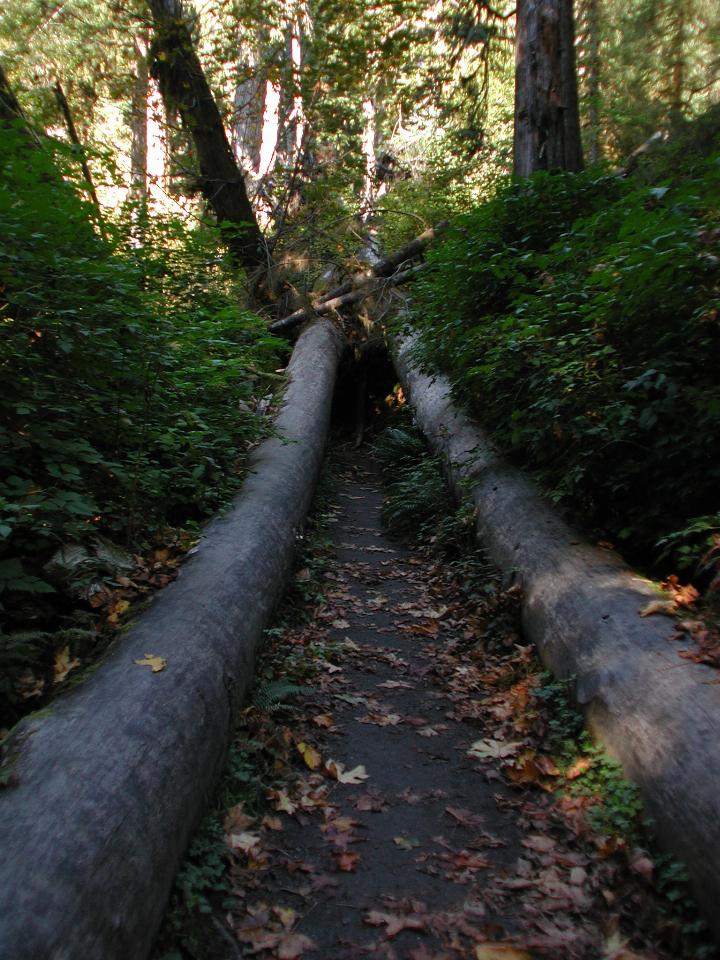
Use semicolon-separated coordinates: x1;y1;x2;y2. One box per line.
155;447;713;960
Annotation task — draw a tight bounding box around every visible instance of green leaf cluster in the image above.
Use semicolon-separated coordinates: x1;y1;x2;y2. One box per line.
408;116;720;572
0;123;285;714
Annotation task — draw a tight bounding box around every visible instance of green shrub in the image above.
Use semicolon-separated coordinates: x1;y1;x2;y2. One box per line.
407;125;720;571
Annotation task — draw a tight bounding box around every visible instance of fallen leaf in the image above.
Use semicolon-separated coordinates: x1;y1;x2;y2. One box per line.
565;757;592;780
277;933;316;959
522;834;555;853
394;835;420;851
53;646;80;684
224;803;256;833
325;760;369;784
445;807;485;829
476;944;531;959
639;599;677;618
377;680;414;689
312;713;335;728
134;653;167;673
364;910;426;938
331;618;350;629
297;741;322;770
336;851;360;872
262;815;284;831
468;738;521;760
359;712;402;726
228;831;261;852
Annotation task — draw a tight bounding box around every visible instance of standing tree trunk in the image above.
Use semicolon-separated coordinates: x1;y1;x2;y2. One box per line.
513;0;584;176
148;0;267;277
130;37;150;204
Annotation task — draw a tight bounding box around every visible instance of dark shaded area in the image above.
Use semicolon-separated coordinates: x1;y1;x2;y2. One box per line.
331;342;399;443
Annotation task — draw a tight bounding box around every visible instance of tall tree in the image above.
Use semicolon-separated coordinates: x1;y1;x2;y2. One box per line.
148;0;267;276
513;0;584;176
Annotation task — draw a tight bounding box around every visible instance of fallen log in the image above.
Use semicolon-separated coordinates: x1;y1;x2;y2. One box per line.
269;220;447;334
270;263;428;334
393;329;720;941
0;319;346;960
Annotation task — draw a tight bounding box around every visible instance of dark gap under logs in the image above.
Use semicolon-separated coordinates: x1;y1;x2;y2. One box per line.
330;342;398;446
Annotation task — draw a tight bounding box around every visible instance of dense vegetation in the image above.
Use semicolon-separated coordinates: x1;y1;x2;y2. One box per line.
0;124;285;725
408;109;720;575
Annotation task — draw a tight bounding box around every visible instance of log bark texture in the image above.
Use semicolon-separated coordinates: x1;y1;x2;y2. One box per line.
0;320;346;960
513;0;584;176
393;330;720;940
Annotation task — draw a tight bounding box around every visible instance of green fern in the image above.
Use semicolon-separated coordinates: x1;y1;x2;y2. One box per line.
252;679;307;713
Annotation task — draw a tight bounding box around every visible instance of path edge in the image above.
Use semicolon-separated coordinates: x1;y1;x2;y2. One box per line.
0;319;346;960
392;327;720;941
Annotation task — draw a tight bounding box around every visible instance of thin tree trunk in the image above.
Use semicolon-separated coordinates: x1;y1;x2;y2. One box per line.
130;38;149;203
585;0;601;163
513;0;584;176
0;62;26;124
361;97;377;218
53;79;105;224
148;0;266;276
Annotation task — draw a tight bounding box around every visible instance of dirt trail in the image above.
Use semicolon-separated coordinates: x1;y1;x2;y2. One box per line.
278;452;524;956
169;449;704;960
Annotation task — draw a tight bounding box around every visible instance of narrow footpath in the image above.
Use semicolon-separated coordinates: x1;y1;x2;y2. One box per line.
157;449;707;960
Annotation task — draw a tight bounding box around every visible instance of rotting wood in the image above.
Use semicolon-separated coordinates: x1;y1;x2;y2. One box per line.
0;319;346;960
392;328;720;943
269;220;447;334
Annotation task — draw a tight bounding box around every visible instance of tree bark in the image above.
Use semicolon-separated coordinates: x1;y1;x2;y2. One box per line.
148;0;266;275
393;330;720;942
0;62;25;124
0;319;346;960
513;0;584;176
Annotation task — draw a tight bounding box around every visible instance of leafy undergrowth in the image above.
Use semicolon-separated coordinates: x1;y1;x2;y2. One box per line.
152;429;714;960
405;106;720;584
0;124;287;729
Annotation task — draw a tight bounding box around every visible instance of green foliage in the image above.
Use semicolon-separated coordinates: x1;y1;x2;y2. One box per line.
409;125;720;571
0;124;285;718
374;415;452;536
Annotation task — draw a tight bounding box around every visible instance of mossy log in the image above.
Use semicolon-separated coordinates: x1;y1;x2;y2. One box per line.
393;329;720;942
0;319;346;960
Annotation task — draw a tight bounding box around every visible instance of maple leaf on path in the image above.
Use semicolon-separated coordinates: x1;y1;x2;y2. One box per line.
325;760;369;784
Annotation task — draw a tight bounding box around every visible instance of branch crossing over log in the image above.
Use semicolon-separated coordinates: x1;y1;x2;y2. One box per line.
271;262;428;334
269;220;447;334
0;320;346;960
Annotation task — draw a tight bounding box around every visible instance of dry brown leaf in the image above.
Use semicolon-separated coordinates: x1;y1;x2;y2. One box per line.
639;599;677;618
53;646;80;684
364;910;426;938
476;946;531;960
134;653;167;673
325;760;368;784
297;741;322;770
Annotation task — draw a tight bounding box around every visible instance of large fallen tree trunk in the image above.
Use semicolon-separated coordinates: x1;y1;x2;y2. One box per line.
0;319;345;960
393;329;720;941
269;220;447;335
